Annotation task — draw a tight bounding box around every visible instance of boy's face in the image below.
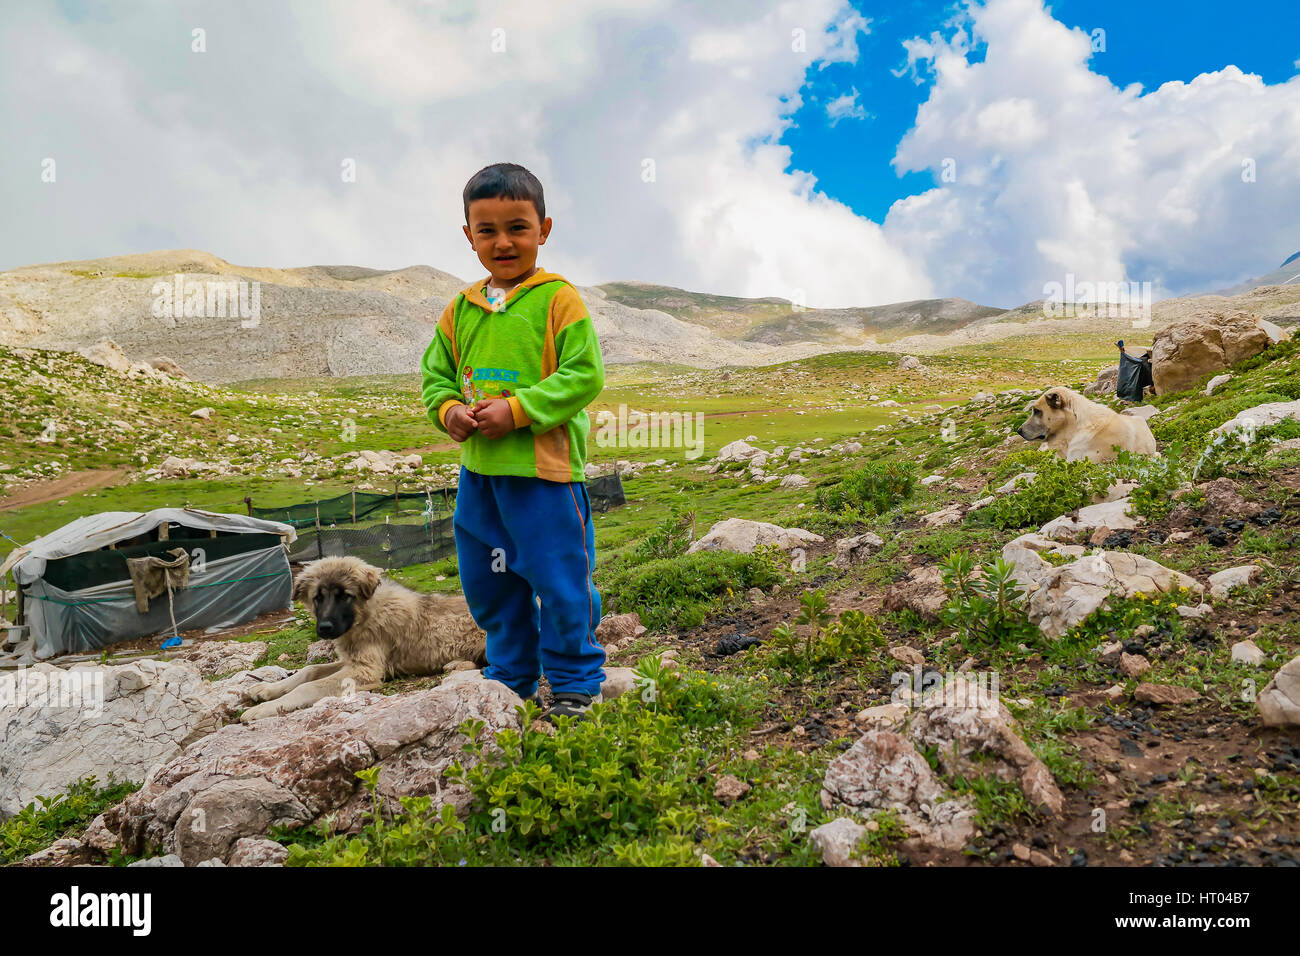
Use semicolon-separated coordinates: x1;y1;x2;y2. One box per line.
463;196;552;289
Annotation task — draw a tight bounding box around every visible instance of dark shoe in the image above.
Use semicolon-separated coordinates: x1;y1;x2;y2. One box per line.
547;690;602;720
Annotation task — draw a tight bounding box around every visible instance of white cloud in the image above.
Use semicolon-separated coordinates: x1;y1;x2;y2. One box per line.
884;0;1300;305
0;0;927;308
3;0;1296;314
826;87;869;125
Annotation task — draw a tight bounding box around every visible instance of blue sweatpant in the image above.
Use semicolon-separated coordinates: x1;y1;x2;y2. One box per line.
453;465;606;698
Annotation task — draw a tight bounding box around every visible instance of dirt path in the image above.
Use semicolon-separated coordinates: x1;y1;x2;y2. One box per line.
0;468;129;512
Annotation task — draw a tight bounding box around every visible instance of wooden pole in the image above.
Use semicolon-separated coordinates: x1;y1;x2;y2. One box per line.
243;495;253;516
394;480;400;519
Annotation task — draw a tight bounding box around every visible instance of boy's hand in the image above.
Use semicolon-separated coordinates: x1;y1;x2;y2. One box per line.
469;398;516;439
445;403;479;442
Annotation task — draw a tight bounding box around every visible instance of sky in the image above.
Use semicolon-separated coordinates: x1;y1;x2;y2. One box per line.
2;0;1298;309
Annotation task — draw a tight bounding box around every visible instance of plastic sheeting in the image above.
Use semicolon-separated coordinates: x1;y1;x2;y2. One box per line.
22;544;292;659
1117;349;1153;403
3;507;296;586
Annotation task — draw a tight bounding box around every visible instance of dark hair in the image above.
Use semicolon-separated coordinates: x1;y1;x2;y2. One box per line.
463;163;545;223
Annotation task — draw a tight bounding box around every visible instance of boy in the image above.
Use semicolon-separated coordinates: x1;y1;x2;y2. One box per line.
420;163;607;718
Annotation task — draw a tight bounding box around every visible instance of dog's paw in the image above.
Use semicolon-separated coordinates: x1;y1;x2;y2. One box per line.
239;700;285;723
242;682;280;704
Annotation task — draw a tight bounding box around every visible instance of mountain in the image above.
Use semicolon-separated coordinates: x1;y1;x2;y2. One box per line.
1210;251;1300;296
596;281;1004;344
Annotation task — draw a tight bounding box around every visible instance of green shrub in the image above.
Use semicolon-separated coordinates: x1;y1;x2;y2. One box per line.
631;505;696;562
284;663;761;865
939;550;1038;648
816;462;916;516
1;776;139;863
764;590;885;670
603;547;784;632
970;456;1110;529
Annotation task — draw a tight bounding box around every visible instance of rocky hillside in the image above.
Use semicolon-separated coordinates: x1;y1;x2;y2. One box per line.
7;249;1300;384
7;318;1300;868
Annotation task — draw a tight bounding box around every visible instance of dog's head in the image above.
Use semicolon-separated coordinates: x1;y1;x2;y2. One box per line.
1018;387;1076;442
291;556;382;640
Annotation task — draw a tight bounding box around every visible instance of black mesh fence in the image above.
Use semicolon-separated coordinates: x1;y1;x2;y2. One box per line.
262;474;625;571
286;516;457;569
252;488;455;528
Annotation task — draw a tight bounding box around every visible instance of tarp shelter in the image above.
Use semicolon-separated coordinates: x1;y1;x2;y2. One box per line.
0;508;296;660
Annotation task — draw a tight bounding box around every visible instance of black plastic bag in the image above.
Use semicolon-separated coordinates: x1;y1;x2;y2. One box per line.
1116;349;1153;402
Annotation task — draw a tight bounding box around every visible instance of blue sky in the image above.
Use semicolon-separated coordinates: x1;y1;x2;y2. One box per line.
3;0;1299;309
789;0;1300;225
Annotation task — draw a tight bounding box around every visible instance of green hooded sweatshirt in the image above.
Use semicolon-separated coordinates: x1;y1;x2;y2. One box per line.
420;270;605;483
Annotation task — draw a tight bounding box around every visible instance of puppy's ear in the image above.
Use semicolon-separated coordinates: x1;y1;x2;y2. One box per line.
1046;391;1065;410
358;567;382;601
292;572;311;604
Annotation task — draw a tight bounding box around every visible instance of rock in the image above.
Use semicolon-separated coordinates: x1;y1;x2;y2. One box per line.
81;813;120;854
779;474;809;489
1103;684;1125;702
1000;532;1085;592
22;838;96;867
103;678;523;865
1205;374;1231;396
906;681;1064;816
1198;478;1262;518
1098;641;1124;666
1025;551;1203;639
1029;850;1056;867
687;518;823;554
1121;405;1161;421
305;639;337;664
921;474;945;486
1083;365;1119;396
996;472;1037;495
227;837;290;867
1231;640;1264;667
745;587;767;605
1133;683;1200;705
898;355;922;371
882;566;948;622
1150;311;1272;395
147;357;188;378
1040;498;1139;540
594;612;646;646
810;817;872;867
854;703;909;731
1176;604;1213;619
1209;565;1262;600
716;440;764;463
1258;655;1300;727
1012;842;1031;861
1120;653;1151;677
819;730;976;851
77;337;131;374
829;532;884;570
920;504;964;527
170;640;269;678
888;646;925;669
713;774;751;805
1212;400;1300;438
190;407;214;420
0;659;264;817
599;667;641;701
128;854;184;867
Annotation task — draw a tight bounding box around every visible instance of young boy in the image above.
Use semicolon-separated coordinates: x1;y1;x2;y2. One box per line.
420;163;607;718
